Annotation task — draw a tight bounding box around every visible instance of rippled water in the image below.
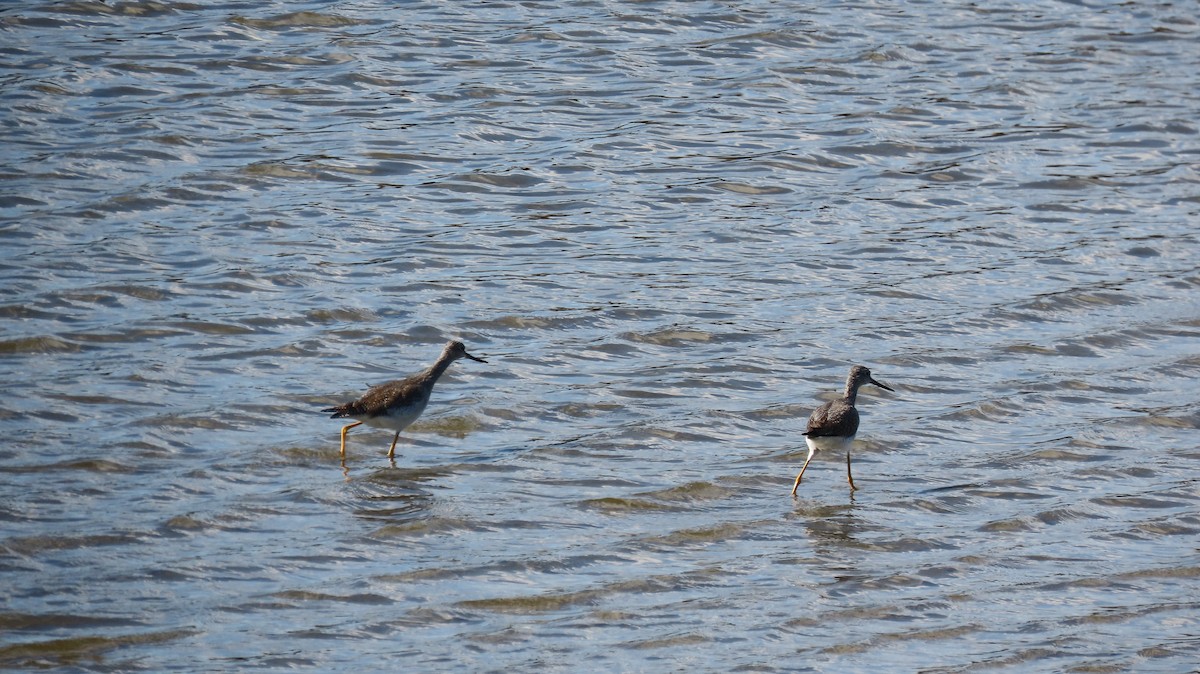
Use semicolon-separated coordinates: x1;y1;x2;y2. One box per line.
3;1;1199;671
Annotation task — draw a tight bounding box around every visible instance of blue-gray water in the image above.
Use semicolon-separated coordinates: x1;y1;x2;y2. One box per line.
2;1;1199;671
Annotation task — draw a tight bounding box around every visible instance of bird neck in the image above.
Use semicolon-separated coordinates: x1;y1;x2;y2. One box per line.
842;382;861;406
422;351;457;385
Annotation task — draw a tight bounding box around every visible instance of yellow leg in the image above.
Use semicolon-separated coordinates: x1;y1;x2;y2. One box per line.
790;450;817;497
339;421;362;456
387;431;400;459
846;451;857;491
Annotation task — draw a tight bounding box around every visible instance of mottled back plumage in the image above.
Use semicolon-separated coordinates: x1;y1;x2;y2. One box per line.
803;398;860;439
326;370;437;421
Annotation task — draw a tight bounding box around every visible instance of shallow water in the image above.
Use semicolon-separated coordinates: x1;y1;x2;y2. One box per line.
2;1;1199;671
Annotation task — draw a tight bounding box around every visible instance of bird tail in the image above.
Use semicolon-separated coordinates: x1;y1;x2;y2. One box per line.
323;406;352;419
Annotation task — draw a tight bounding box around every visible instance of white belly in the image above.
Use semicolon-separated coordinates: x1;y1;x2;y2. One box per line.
805;434;854;454
360;400;427;432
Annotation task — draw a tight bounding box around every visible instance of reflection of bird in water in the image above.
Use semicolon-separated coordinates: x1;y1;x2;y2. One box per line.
324;341;486;459
792;365;893;495
789;502;861;546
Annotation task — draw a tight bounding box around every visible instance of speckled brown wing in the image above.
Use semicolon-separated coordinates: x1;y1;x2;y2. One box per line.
325;375;425;419
803;400;860;438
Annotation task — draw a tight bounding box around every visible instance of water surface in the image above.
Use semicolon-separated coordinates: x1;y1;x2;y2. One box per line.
2;1;1199;671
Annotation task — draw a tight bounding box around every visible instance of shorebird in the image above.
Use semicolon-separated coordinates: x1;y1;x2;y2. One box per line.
791;365;893;495
324;340;486;459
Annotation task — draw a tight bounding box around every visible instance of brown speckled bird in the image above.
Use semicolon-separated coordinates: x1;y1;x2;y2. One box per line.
791;365;893;495
324;340;486;458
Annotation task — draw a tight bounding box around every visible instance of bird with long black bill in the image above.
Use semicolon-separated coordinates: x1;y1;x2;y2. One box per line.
324;340;486;459
792;365;893;495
